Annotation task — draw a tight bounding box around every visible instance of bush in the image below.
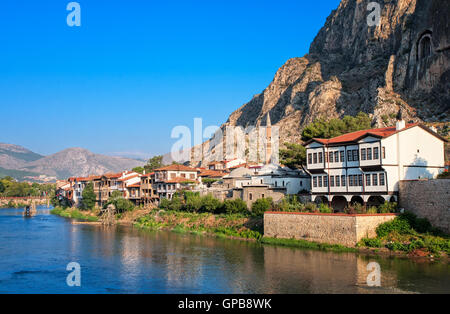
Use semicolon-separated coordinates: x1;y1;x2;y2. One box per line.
318;203;332;213
200;194;222;213
376;217;412;238
304;202;317;213
378;201;397;213
185;193;202;212
360;238;383;248
222;199;248;215
251;198;273;216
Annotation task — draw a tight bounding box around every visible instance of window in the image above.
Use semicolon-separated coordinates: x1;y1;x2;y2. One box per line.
367;148;372;160
353;150;359;161
336;175;340;187
308;153;312;164
374;147;379;160
366;174;371;186
318;152;323;163
313;177;317;188
249;193;253;201
358;175;363;186
313;153;317;164
361;148;366;161
379;173;385;186
262;194;265;199
373;174;378;186
349;175;354;187
340;151;345;162
347;150;353;162
334;151;339;163
330;176;335;187
382;147;386;159
324;176;328;187
329;152;334;163
341;175;346;187
318;176;323;188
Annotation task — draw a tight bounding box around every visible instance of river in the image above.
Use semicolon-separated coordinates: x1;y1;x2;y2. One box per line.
0;206;448;294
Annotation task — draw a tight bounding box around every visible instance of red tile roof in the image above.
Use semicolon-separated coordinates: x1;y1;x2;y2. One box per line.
154;164;197;172
119;174;140;181
306;124;424;145
127;183;141;188
198;170;227;178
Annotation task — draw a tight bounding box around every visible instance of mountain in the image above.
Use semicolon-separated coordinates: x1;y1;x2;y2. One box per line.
20;148;145;179
0;143;43;169
191;0;449;165
0;144;145;180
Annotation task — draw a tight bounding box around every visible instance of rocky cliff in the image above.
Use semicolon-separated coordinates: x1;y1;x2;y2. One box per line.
218;0;449;149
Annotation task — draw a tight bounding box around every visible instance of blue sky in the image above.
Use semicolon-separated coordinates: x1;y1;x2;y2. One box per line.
0;0;341;159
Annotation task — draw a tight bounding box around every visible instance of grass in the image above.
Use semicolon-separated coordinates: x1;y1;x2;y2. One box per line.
134;210;263;241
135;210;361;253
261;237;358;253
50;207;99;222
358;212;450;256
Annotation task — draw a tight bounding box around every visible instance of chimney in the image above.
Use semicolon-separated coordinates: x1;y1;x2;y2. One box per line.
395;109;405;131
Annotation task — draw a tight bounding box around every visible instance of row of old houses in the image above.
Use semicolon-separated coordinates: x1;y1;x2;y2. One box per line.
57;115;447;210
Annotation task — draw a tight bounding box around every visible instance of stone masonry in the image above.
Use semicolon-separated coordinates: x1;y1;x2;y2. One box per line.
399;179;450;234
264;212;397;247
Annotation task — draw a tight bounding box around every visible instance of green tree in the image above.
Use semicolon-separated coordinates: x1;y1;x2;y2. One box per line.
81;182;96;210
144;155;164;173
0;181;5;194
251;197;273;216
222;199;248;215
301;112;372;141
105;191;134;212
132;166;145;174
279;143;307;169
200;194;222;213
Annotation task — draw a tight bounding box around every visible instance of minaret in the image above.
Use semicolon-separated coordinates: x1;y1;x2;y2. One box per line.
266;112;272;164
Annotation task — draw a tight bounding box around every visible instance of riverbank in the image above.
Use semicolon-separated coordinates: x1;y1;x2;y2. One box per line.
50;207;449;261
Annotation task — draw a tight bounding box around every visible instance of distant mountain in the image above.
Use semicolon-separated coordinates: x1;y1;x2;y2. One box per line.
0;143;43;169
0;166;40;182
21;148;145;179
0;143;145;180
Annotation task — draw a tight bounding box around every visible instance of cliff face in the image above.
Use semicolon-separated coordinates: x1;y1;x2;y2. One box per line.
224;0;449;146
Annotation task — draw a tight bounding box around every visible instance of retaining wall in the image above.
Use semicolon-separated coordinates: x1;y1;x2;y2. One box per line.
264;212;397;247
399;179;450;234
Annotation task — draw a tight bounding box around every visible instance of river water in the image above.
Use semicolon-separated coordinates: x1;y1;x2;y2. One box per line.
0;206;448;294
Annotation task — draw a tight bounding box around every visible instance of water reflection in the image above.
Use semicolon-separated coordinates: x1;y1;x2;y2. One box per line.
0;206;448;294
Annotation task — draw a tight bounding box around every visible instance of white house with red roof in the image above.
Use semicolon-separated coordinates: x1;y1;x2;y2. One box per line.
304;114;447;210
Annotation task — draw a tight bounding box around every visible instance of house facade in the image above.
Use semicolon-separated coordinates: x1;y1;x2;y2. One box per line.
304;118;446;210
153;164;199;200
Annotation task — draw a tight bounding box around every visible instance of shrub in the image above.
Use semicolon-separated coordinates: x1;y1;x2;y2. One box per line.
251;197;273;216
378;201;397;213
367;206;378;214
360;238;383;248
376;217;412;238
318;203;332;213
222;199;248;215
185;193;202;212
200;194;222;213
304;202;317;213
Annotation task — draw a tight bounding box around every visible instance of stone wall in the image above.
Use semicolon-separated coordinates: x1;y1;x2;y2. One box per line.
399;179;450;234
0;197;49;208
264;212;396;247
